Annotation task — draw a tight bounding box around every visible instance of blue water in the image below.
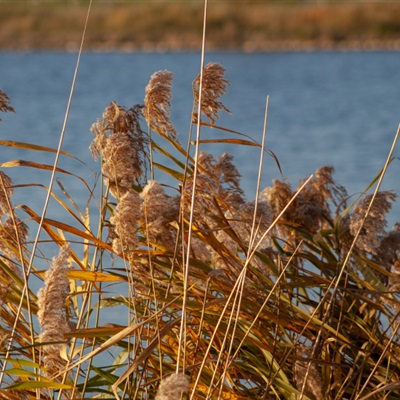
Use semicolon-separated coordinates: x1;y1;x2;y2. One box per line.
1;51;400;226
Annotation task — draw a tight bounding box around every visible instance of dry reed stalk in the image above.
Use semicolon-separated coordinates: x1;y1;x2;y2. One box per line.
143;70;177;140
192;62;231;124
154;373;189;400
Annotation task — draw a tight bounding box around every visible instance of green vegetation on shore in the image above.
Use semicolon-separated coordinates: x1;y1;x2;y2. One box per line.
2;1;400;51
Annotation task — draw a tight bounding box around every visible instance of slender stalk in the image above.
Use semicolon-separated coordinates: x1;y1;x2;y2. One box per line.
176;0;208;373
215;96;270;397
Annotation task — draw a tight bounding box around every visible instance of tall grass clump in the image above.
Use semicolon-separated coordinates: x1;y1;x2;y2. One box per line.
2;10;400;400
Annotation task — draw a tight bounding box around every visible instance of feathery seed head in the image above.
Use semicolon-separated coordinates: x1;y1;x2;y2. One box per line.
37;245;70;375
214;200;272;273
101;132;145;198
143;70;177;139
215;152;244;202
350;190;396;254
89;120;107;161
389;259;400;291
261;167;346;246
140;180;179;246
0;171;13;216
376;223;400;268
0;216;28;260
193;62;231;124
110;190;142;254
103;101;142;135
155;373;189;400
90;102;147;199
0;90;15;121
261;179;293;214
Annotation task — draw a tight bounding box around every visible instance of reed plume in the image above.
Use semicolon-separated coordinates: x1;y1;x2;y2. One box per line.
109;190;142;254
0;216;28;261
185;151;244;216
349;190;396;255
37;245;70;376
215;152;244;202
182;171;219;228
181;152;246;265
90;102;147;199
143;70;177;139
262;166;347;248
261;178;294;241
376;222;400;269
214;200;272;275
193;62;231;124
140;180;179;247
0;171;28;293
0;90;15;120
154;373;189;400
0;171;14;216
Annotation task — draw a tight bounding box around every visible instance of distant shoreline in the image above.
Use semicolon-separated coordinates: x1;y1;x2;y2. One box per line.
4;40;400;54
2;2;400;52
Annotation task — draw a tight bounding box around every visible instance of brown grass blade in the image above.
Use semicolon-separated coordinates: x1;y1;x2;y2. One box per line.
0;140;73;157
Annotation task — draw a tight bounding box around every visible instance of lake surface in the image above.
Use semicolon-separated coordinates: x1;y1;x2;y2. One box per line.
1;51;400;227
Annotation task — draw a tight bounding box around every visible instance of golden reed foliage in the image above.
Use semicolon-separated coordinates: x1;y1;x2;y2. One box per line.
2;57;400;398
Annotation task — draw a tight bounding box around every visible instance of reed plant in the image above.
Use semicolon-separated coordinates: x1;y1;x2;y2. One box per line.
2;4;400;400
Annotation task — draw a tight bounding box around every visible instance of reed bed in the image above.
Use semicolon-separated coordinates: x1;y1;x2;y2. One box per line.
2;3;400;400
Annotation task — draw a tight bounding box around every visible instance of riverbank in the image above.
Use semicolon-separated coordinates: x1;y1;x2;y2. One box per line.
2;2;400;51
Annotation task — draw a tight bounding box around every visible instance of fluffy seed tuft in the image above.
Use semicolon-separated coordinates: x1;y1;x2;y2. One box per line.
37;245;71;376
110;190;142;254
155;373;189;400
143;70;177;139
0;90;15;120
90;102;147;199
350;190;396;255
193;62;231;124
